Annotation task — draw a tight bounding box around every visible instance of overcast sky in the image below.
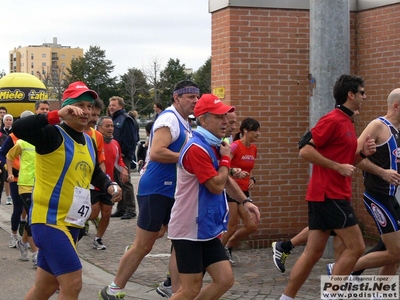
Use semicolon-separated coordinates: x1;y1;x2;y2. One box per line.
1;1;211;77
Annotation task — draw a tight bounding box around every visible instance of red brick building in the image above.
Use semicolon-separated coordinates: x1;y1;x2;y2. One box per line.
209;0;400;248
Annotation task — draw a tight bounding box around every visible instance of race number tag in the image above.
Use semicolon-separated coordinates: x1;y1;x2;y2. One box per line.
65;186;92;227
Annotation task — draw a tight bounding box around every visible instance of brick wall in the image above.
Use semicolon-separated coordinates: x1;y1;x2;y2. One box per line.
212;7;311;248
211;3;400;248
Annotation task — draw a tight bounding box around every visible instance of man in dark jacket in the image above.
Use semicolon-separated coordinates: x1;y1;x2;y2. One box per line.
108;96;138;219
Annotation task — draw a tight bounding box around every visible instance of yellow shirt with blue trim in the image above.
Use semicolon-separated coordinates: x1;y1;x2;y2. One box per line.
31;126;96;227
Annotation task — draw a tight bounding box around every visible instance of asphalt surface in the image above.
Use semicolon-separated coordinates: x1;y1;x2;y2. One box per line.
0;172;397;299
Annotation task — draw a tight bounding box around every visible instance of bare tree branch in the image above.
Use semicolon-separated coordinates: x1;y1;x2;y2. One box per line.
143;57;163;102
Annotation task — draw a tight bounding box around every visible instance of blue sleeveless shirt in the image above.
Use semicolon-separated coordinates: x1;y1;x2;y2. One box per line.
137;109;190;198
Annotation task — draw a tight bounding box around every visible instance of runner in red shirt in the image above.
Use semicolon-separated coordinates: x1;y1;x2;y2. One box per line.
221;117;260;264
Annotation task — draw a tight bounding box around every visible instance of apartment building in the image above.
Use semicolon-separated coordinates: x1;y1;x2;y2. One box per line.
9;37;83;79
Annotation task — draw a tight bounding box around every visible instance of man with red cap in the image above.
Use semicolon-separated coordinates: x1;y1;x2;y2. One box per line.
100;80;200;300
13;81;122;300
167;94;261;300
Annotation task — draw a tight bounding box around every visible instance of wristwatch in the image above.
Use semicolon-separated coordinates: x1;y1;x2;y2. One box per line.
242;198;253;205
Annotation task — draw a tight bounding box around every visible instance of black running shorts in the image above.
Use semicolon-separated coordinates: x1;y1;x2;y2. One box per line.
90;189;113;206
308;198;358;231
226;190;249;204
172;237;228;274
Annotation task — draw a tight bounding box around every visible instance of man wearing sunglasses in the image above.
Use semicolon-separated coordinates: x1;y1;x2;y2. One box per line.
279;74;376;300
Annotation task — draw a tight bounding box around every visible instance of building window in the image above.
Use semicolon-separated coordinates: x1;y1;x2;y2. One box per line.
31;62;34;68
31;53;34;60
31;71;34;75
61;54;66;59
42;62;46;67
42;53;46;58
61;63;66;68
72;55;75;59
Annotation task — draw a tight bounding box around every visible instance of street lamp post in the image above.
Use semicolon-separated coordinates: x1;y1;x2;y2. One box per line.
95;76;101;95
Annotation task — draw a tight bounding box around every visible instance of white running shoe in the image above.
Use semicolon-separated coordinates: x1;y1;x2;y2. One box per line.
156;281;172;298
17;240;29;261
32;251;38;267
224;246;236;265
93;238;106;250
9;234;19;248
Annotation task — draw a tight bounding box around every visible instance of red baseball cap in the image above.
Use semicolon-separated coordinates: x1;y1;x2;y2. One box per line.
62;81;98;101
194;94;235;117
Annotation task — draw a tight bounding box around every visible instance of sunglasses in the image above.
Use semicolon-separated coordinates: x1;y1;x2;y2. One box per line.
354;90;365;96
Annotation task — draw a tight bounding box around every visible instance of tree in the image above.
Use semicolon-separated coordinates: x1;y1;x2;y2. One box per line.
36;65;66;103
50;65;67;102
0;70;6;79
65;45;118;106
143;57;163;103
158;58;188;107
64;56;86;83
192;57;211;94
119;68;151;114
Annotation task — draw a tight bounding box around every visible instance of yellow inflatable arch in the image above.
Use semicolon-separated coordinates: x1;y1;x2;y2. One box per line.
0;73;48;117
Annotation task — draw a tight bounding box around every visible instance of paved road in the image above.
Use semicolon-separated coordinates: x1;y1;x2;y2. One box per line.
0;172;396;299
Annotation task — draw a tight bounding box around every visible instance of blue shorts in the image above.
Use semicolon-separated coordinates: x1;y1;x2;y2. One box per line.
137;194;174;232
31;224;81;276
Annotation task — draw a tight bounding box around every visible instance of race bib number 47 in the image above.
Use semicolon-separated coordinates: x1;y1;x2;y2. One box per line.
65;186;92;227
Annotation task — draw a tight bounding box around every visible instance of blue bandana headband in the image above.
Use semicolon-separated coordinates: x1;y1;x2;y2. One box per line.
173;87;200;95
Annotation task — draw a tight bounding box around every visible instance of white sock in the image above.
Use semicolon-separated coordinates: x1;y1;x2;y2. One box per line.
109;282;124;294
280;295;294;300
